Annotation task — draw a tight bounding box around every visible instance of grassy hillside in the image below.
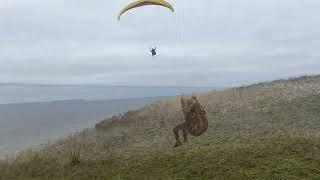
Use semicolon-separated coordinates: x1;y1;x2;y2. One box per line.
1;75;320;179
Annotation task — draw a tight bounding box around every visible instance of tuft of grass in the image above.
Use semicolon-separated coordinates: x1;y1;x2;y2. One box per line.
69;147;81;166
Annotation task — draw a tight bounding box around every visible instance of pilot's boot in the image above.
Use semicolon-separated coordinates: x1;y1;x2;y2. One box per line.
173;141;182;148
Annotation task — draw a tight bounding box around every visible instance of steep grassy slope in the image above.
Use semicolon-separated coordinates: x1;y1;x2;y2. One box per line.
1;75;320;179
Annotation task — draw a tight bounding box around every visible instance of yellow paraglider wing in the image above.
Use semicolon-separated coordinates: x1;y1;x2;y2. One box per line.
118;0;174;21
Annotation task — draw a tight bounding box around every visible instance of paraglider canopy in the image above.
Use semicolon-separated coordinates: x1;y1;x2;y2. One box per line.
118;0;174;21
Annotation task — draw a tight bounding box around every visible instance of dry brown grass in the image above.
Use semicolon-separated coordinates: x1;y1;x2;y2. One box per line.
94;75;320;149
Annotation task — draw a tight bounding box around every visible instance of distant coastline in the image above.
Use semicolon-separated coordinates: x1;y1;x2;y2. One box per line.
0;84;217;104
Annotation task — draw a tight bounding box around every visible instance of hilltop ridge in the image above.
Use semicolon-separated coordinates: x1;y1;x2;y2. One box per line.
95;75;320;145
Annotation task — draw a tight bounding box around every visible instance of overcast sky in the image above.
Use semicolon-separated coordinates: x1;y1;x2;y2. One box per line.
0;0;319;86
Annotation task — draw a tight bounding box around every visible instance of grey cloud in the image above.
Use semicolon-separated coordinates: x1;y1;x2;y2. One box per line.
0;0;319;86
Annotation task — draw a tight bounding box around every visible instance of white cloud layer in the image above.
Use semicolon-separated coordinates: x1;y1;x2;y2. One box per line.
0;0;319;86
